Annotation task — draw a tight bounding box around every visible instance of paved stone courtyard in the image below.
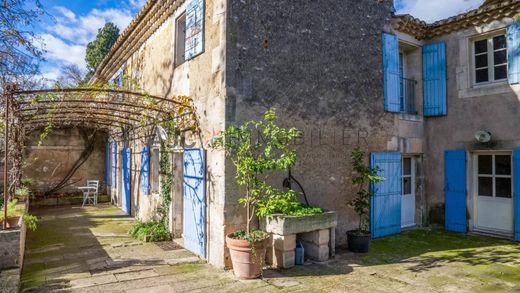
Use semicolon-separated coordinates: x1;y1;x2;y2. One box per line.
16;204;520;292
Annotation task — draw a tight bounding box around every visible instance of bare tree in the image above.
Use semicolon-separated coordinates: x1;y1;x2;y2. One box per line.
57;64;86;87
0;0;47;89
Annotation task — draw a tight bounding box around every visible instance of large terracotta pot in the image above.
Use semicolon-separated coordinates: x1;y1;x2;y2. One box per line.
226;233;267;279
1;216;21;229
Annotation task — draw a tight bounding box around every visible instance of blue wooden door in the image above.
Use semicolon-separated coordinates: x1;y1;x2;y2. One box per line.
513;149;520;241
121;148;131;215
183;148;206;257
370;152;402;238
105;143;110;189
111;143;117;190
445;150;467;233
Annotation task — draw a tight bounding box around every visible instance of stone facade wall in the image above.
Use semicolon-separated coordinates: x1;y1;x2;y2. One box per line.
422;17;520;225
107;0;228;267
23;128;108;195
225;0;397;255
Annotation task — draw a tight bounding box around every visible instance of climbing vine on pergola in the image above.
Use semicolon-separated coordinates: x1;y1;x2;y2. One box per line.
1;82;199;228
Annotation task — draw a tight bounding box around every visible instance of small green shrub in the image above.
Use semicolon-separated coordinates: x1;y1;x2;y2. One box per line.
232;230;269;243
0;200;23;221
15;186;30;200
23;214;39;231
287;205;324;216
21;178;33;187
129;221;171;242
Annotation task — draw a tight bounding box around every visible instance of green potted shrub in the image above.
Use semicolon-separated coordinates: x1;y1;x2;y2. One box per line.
15;186;30;202
346;147;384;253
0;199;24;229
212;109;301;279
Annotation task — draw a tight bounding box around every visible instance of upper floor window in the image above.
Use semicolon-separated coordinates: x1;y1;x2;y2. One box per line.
175;13;187;67
473;33;507;85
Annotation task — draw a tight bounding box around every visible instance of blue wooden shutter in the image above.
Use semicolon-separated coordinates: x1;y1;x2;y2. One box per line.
140;147;150;195
370;152;402;238
183;148;206;257
507;23;520;84
111;143;117;188
121;148;132;215
105;143;110;187
382;33;401;112
513;149;520;241
423;42;447;116
444;150;467;233
185;0;205;60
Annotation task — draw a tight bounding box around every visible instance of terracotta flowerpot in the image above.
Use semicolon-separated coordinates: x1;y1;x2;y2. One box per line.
1;216;21;229
226;233;267;279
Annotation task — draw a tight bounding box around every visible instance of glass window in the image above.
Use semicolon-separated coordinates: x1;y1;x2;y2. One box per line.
473;34;507;84
477;154;512;199
402;157;413;195
478;177;493;197
478;155;493;174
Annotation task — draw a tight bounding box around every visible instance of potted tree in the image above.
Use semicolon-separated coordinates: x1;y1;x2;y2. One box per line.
213;109;301;279
346;147;384;253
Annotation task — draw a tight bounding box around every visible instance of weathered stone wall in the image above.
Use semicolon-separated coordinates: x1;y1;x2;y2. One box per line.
108;0;228;267
23;128;108;195
423;17;520;226
225;0;396;254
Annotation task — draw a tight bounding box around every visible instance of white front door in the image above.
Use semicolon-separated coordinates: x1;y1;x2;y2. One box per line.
474;153;514;235
401;157;415;228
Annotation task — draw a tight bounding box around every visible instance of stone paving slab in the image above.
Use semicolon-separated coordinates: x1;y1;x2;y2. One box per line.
21;204;520;292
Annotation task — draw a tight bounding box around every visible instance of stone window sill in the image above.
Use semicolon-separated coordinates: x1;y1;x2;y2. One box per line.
459;81;519;99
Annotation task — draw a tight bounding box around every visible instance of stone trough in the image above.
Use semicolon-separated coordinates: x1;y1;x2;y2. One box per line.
261;211;337;268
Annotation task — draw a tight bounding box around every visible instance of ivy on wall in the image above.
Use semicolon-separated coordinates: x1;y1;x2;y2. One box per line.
158;139;172;225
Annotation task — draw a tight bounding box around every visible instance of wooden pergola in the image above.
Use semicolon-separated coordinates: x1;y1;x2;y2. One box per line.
1;85;197;229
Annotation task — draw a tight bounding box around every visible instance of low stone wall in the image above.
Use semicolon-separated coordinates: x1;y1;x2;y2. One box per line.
0;224;26;270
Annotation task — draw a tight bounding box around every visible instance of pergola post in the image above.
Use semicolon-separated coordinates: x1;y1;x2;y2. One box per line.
3;85;10;230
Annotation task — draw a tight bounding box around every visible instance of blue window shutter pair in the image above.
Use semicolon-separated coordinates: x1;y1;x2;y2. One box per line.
382;33;401;112
185;0;205;60
508;23;520;84
423;42;447;116
140;147;150;195
370;152;402;238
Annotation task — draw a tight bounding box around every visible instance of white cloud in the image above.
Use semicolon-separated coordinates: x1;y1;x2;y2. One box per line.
40;33;86;69
129;0;147;10
395;0;484;23
54;6;76;21
40;2;142;83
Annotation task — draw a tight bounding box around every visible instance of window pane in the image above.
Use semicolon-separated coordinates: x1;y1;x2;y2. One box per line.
476;68;489;83
475;54;488;68
403;177;412;195
403;158;411;176
493;35;506;50
478;177;493;197
478;155;493;174
495;155;511;175
494;65;507;80
496;178;512;198
494;50;507;65
475;39;488;54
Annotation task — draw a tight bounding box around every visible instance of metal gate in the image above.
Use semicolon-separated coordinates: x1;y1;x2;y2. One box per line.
121;148;131;215
183;148;206;257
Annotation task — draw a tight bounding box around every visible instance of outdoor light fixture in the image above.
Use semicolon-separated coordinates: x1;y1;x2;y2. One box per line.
475;130;492;143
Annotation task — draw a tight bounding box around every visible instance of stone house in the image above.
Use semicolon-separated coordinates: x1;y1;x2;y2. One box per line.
23;0;520;269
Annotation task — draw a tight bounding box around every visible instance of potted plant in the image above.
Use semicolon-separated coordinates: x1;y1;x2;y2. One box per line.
212;109;301;279
346;147;384;253
0;199;24;229
22;213;39;231
14;186;30;202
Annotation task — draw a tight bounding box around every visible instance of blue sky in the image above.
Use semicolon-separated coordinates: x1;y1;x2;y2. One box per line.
36;0;484;82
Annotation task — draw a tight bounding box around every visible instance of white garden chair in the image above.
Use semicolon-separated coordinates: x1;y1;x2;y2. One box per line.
79;180;99;206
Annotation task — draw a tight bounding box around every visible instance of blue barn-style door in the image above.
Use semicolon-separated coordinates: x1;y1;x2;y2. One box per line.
111;143;117;190
105;143;110;189
513;149;520;241
183;148;206;257
370;152;402;238
445;150;467;233
121;148;132;215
